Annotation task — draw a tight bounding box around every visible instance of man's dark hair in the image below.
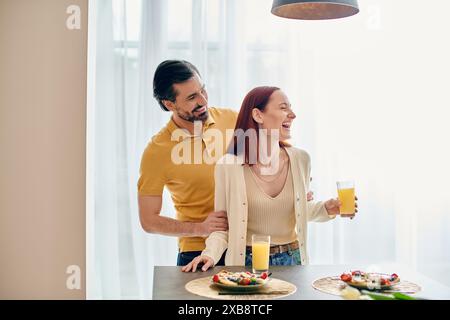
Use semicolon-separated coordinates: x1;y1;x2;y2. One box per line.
153;60;201;111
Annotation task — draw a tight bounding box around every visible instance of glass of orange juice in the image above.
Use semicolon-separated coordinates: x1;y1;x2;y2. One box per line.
251;234;270;274
337;181;356;217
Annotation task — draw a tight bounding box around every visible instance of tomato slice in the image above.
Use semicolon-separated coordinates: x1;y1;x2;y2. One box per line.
340;273;352;282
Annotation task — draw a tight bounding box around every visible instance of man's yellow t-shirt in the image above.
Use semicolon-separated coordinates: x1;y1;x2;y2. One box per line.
137;107;238;252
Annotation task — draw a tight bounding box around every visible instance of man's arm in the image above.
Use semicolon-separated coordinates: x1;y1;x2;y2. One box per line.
138;195;228;237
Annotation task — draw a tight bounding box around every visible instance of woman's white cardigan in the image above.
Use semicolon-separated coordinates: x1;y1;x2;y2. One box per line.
202;147;335;266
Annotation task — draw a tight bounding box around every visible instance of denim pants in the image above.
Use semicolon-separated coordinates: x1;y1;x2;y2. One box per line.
245;247;302;266
177;250;226;266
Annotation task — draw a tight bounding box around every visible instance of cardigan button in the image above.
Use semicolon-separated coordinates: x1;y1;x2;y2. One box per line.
243;202;246;206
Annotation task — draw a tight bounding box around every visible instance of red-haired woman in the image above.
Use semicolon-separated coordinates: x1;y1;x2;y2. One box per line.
182;86;357;272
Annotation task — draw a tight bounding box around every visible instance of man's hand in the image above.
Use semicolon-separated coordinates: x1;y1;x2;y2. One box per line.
138;196;227;237
196;211;228;237
324;196;358;218
182;255;214;272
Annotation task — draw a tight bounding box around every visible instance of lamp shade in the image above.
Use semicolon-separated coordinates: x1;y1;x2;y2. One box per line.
271;0;359;20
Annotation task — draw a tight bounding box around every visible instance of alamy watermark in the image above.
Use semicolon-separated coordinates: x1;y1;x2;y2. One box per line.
66;264;81;290
170;121;283;175
66;5;81;30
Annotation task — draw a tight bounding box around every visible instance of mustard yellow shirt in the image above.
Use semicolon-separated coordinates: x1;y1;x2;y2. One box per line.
138;107;238;252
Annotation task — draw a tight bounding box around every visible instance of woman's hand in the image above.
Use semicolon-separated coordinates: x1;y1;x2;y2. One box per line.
324;196;358;218
307;191;314;201
181;255;214;272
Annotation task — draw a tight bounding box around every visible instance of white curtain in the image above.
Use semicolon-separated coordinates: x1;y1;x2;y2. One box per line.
87;0;176;299
88;0;450;299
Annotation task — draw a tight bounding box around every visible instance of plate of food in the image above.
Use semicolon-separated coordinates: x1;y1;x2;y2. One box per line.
210;270;270;291
340;271;400;290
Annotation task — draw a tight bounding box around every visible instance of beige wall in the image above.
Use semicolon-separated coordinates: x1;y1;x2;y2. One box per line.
0;0;87;299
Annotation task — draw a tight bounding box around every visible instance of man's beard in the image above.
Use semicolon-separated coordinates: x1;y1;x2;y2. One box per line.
176;105;209;123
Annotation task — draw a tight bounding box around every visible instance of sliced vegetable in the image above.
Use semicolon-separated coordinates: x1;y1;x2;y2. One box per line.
363;291;396;300
390;273;399;281
340;273;352;282
392;292;416;300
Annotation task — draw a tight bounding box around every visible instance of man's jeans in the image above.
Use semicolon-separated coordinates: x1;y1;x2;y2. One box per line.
177;250;226;266
245;247;302;266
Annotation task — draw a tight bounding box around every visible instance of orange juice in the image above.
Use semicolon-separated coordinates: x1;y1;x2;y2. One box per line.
338;187;355;216
252;241;270;272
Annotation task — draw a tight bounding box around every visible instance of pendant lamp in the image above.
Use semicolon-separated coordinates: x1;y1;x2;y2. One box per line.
271;0;359;20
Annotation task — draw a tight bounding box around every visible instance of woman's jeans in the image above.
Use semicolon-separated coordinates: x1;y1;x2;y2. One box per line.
245;247;301;266
177;248;301;267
